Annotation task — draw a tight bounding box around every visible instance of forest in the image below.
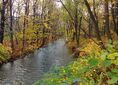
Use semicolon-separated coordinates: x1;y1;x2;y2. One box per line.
0;0;118;85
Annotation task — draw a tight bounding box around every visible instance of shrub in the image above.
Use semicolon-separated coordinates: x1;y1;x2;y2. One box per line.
0;44;10;62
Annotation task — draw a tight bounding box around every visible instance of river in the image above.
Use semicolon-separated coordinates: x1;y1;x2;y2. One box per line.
0;39;72;85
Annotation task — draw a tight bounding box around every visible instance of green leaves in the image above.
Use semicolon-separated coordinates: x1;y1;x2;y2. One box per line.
106;41;115;52
100;50;108;60
88;58;98;67
89;79;95;85
103;60;112;67
112;69;118;73
108;77;118;84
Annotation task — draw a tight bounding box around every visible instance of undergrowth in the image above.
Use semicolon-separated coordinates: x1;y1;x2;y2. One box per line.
0;44;10;63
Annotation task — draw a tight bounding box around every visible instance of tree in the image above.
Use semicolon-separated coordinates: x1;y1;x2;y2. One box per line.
84;0;101;41
22;0;29;51
84;0;105;49
9;0;15;52
0;0;8;43
111;0;118;35
59;0;80;46
104;0;112;40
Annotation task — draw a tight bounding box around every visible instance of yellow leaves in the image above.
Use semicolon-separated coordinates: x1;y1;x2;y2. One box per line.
43;23;51;29
25;44;39;53
72;28;75;33
43;23;48;28
107;52;118;60
67;41;77;49
107;52;118;65
79;59;88;66
82;40;101;56
6;47;12;54
33;24;40;30
0;44;10;54
0;44;10;62
0;44;6;52
113;59;118;65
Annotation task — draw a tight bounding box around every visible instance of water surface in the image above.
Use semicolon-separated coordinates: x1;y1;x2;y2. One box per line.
0;39;72;85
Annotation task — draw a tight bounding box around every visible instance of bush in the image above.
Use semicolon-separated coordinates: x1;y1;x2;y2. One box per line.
33;41;118;85
0;44;10;62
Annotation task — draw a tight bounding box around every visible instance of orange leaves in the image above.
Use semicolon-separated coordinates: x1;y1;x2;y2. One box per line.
66;40;77;49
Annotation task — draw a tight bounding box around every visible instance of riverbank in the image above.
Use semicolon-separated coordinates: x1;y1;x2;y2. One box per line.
0;36;59;65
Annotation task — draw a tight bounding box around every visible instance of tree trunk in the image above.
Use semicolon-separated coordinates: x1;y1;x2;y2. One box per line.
0;0;8;43
74;0;79;46
93;0;98;23
116;2;118;35
22;0;29;51
88;17;93;38
111;0;117;32
10;0;15;52
104;0;112;40
84;0;105;49
84;0;101;40
78;17;82;45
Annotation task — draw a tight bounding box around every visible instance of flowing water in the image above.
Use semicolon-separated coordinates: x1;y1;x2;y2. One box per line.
0;39;72;85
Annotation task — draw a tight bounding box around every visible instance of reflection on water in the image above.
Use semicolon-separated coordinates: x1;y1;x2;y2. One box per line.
0;39;72;85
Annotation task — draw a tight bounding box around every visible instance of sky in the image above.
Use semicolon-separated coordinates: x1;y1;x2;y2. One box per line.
13;0;62;16
55;1;62;8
